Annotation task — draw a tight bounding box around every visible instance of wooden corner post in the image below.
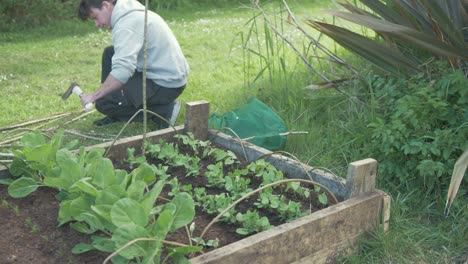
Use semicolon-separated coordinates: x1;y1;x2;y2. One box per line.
346;158;377;198
184;101;210;141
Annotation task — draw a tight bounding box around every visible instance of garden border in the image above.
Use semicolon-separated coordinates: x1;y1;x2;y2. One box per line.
0;100;390;263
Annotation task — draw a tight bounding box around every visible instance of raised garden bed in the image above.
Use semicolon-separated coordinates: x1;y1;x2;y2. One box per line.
0;101;390;263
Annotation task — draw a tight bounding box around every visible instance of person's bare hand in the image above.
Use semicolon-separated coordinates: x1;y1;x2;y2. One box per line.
80;93;94;107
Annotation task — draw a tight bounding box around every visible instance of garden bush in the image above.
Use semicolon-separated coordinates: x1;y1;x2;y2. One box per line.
0;0;253;31
366;63;467;197
0;0;77;31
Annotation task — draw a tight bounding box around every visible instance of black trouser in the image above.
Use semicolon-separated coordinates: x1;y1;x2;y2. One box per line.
95;46;185;127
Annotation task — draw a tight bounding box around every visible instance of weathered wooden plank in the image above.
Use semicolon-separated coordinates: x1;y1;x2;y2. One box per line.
345;158;377;198
291;232;360;264
190;191;386;264
208;130;348;200
381;193;391;232
87;125;185;161
184;101;210;140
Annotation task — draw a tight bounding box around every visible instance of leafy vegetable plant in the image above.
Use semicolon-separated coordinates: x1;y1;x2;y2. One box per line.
3;130;202;263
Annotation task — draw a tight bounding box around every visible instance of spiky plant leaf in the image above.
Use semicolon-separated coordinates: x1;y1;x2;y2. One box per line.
325;10;468;58
306;20;419;75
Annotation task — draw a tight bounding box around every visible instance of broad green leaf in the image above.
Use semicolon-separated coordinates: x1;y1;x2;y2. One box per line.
108;255;128;264
133;163;157;184
84;147;106;164
114;169;130;187
148;206;175;237
63;139;79;151
56;149;82;187
168;253;192;264
71;243;95;254
7;177;38;198
70;221;93;234
58;200;73;225
0;178;13;185
91;158;116;189
71;178;98;196
48;129;64;160
140;180;165;215
20;131;45;149
112;224;151;259
91;235;116;253
169;192;195;231
56;149;77;167
26;145;51;165
111;198;148;227
95;185;127;205
59;196;93;223
126;180;147;201
318;193;328;205
168;245;202;255
236;228;250;235
43;175;74;190
91;204;112;223
77;212;105;232
9;158;29;177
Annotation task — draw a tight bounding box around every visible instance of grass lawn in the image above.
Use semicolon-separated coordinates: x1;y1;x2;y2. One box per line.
1;1;466;263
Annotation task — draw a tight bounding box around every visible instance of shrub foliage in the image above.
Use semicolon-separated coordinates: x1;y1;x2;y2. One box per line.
0;0;76;31
0;0;251;31
367;64;467;196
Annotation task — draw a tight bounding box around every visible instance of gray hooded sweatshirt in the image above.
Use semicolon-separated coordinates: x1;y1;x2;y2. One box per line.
110;0;188;88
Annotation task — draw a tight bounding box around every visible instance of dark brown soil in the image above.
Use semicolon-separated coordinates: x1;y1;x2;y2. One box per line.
0;141;334;263
0;186;107;264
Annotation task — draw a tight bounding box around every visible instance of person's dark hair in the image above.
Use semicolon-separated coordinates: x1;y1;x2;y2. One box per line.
78;0;116;21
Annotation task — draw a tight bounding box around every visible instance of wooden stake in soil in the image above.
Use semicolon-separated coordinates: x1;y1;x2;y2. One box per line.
345;158;377;198
184;101;209;141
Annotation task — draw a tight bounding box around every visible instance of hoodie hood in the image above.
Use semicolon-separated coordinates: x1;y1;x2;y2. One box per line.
111;0;145;28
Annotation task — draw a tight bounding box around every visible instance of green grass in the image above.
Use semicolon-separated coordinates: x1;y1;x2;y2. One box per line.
1;1;466;263
0;0;340;144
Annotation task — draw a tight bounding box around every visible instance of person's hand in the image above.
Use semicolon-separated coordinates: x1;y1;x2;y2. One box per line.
80;93;95;111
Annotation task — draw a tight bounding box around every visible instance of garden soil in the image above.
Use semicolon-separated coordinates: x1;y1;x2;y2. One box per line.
0;186;107;264
0;180;246;264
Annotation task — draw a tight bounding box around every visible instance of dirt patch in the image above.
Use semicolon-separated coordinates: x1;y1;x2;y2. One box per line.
0;186;107;264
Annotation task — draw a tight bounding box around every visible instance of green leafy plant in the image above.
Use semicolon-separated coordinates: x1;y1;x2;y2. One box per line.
3;130;202;263
205;162;226;187
125;147;146;169
235;210;272;235
247;159;284;185
189;222;220;248
208;148;238;166
197;192;237;224
367;65;467;196
277;199;307;221
175;133;210;156
225;173;253;199
7;129;78;198
254;188;281;209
